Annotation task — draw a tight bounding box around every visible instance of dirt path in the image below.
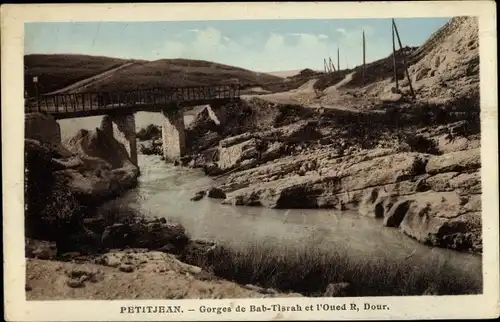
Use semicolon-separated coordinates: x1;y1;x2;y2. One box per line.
242;78;319;105
244;72;383;114
323;72;354;95
47;62;136;95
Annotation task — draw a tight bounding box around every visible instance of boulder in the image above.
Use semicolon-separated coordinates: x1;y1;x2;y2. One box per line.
398;191;481;251
425;148;480;174
207;187;226;199
220;132;255;148
100;221;189;252
25;239;57;260
100;223;134;249
191;190;206;201
203;163;224;176
218;138;262;171
25;113;62;150
57;128;140;200
119;264;135;273
217;120;321;168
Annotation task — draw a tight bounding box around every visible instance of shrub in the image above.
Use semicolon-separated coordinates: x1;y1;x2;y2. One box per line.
137;124;161;141
399;133;441;155
24;140;82;241
95;200;146;227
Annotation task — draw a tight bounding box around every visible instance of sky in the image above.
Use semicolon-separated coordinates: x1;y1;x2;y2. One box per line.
25;18;451;72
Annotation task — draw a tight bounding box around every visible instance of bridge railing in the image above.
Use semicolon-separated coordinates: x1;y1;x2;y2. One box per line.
25;84;241;114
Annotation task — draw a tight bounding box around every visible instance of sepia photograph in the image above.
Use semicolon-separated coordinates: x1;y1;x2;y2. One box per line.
2;2;499;321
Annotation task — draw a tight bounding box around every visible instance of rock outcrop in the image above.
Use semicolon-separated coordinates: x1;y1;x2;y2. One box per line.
200;114;482;253
25;112;62;150
24;113;141;247
26;114;140;202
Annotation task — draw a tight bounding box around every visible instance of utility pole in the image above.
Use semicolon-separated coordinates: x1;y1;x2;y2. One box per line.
329;57;336;72
33;76;40;111
337;47;340;71
324;58;328;73
391;21;398;92
362;30;366;84
392;19;416;99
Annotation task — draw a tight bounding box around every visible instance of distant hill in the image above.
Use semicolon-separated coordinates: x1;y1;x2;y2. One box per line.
267;69;323;79
266;70;301;78
24;54;284;95
24;54;135;96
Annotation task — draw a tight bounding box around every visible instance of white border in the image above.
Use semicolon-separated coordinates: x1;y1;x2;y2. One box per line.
2;2;499;321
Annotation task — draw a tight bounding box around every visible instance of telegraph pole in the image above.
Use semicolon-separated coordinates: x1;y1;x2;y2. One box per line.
362;30;366;84
33;76;40;111
329;57;336;72
337;47;340;71
391;22;398;92
392;19;416;99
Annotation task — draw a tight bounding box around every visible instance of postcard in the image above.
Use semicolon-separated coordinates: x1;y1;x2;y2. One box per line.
2;1;499;321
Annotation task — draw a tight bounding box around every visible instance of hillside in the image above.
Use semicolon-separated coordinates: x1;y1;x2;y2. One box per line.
266;70;301;78
24;55;285;95
24;54;135;96
405;16;479;102
314;17;479;105
79;59;284;93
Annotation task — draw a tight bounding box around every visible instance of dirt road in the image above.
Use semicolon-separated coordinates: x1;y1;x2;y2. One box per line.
244;72;384;114
47;62;137;95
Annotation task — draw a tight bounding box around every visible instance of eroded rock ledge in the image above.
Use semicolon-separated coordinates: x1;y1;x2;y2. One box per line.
185;100;482;254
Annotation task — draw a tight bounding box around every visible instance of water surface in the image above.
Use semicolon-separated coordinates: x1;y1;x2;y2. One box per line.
114;154;482;278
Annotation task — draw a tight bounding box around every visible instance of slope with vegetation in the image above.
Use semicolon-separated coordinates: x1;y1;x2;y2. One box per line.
24;54;135;96
24;55;293;96
314;17;479;107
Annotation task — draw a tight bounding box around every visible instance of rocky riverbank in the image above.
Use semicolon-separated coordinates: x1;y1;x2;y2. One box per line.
25;117;481;298
25;221;302;300
150;94;481;254
24;113;301;299
156;16;483;254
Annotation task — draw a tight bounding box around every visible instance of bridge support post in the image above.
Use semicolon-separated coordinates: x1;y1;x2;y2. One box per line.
101;114;138;166
161;106;186;163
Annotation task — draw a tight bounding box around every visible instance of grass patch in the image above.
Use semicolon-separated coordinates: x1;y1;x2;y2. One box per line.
24;54;130;95
181;242;482;297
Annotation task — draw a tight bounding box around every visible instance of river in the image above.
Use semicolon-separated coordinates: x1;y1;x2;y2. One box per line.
113;154;482;280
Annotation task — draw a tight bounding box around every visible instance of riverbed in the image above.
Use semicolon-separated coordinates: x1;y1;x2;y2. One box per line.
114;154;482;280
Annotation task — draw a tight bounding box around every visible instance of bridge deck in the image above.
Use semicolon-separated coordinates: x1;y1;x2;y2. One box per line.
25;84;240;119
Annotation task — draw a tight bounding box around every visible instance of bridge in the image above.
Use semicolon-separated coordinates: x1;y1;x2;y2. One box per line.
25;84;241;165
